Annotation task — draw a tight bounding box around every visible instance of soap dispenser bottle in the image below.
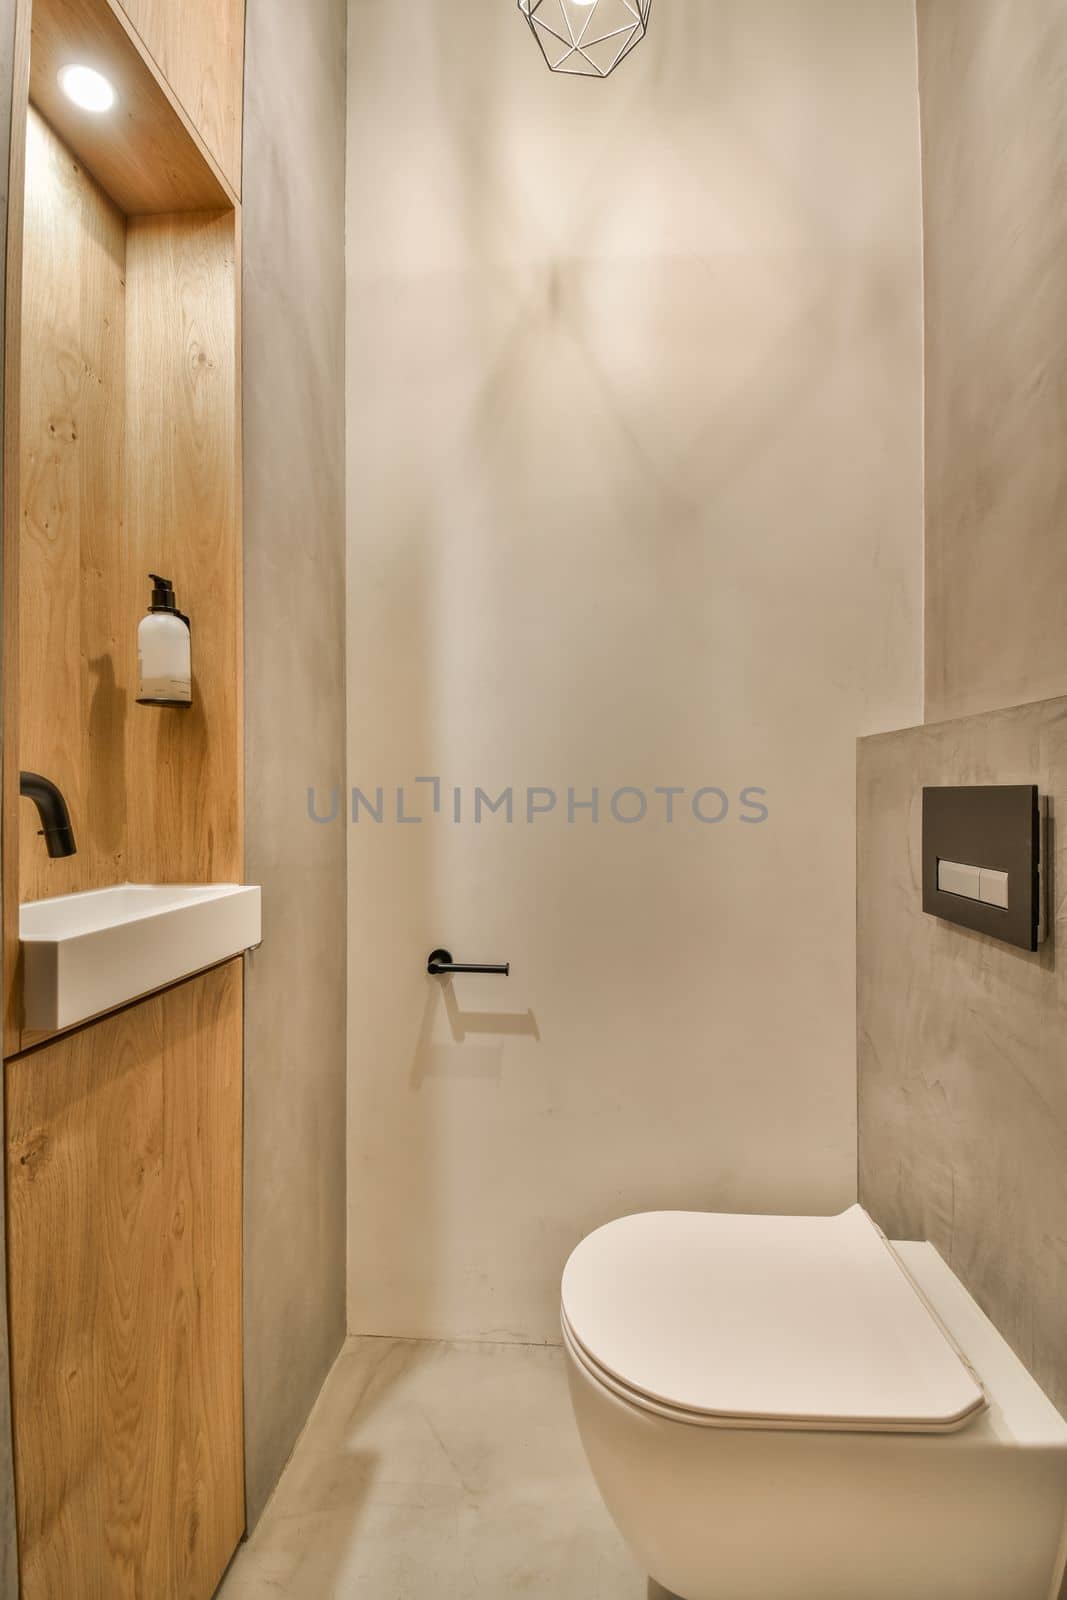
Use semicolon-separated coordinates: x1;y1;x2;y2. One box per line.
137;574;192;707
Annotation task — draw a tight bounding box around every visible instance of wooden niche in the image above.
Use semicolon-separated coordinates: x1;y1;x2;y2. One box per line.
5;0;244;1053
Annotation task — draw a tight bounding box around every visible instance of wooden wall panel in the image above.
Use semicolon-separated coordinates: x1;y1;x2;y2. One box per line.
124;210;241;886
0;4;28;1585
10;181;241;1033
18;107;129;906
160;962;245;1595
116;0;245;194
5;960;244;1599
3;0;32;1058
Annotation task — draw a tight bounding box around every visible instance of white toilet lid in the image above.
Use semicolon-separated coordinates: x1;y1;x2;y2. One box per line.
561;1205;986;1433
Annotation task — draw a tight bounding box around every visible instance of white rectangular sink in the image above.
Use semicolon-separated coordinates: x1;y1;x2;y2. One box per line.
21;883;262;1033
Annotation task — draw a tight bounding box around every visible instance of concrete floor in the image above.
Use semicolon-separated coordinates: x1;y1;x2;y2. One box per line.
220;1336;669;1599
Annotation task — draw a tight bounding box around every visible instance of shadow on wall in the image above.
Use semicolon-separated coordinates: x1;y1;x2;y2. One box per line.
412;979;541;1087
417;0;854;540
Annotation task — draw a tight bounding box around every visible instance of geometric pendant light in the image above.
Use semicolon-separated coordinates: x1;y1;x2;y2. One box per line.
517;0;653;78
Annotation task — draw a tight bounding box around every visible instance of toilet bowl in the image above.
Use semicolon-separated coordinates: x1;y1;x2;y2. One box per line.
561;1205;1067;1600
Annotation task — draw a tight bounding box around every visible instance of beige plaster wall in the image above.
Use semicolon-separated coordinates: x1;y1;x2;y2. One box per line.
346;0;924;1341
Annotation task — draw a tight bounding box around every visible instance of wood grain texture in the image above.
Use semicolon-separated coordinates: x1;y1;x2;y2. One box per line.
0;5;31;1589
7;142;242;1049
18;108;128;909
116;0;245;194
158;962;245;1596
125;210;241;886
2;0;31;1082
5;960;245;1599
29;0;234;214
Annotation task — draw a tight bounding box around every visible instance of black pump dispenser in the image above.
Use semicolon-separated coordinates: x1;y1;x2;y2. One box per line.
150;573;176;612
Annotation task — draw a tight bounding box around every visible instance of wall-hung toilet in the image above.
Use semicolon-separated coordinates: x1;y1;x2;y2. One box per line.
561;1205;1067;1600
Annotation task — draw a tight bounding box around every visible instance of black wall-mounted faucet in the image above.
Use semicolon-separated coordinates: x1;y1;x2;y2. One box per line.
20;771;77;859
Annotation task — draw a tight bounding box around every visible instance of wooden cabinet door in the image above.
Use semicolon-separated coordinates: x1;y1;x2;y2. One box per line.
5;961;244;1600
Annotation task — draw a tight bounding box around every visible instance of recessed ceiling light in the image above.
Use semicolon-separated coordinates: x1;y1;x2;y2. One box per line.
58;63;116;113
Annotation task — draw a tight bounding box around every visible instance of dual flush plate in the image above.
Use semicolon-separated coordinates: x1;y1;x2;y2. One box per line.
922;785;1046;953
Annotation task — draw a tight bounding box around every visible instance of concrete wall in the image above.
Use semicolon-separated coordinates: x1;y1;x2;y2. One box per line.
858;0;1067;1437
857;697;1067;1415
242;0;348;1528
920;0;1067;722
345;0;924;1342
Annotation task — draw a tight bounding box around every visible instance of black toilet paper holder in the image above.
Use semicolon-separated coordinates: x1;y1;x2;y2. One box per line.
427;949;510;978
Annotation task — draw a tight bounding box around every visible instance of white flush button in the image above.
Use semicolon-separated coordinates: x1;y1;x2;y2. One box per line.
979;868;1009;909
938;859;980;900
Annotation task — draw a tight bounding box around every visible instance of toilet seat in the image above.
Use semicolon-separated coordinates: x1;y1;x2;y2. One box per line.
561;1205;987;1434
